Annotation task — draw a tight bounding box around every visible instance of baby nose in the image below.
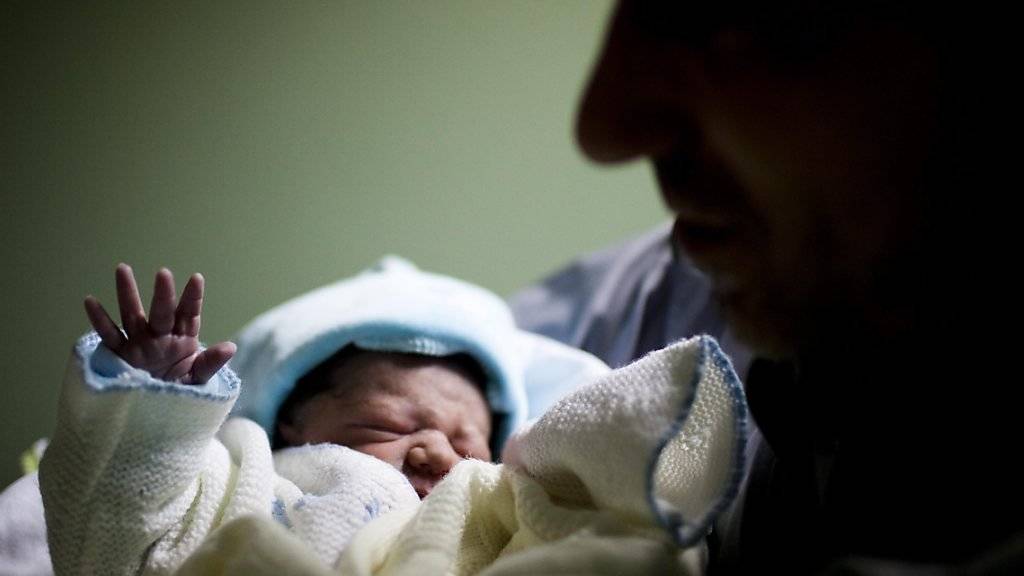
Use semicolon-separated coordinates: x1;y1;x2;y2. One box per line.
406;434;460;476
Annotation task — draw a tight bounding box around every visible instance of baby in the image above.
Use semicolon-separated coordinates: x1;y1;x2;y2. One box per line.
40;258;747;576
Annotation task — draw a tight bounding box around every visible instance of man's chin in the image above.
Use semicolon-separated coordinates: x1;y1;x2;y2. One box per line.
719;292;801;360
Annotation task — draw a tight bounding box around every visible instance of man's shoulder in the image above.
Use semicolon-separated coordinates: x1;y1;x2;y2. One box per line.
509;223;674;334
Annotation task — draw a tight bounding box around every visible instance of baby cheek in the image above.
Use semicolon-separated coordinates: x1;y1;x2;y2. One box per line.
474;443;493;462
349;440;409;471
455;435;491;462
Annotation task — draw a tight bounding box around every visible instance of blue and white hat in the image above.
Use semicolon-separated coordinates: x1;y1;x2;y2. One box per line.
229;256;608;454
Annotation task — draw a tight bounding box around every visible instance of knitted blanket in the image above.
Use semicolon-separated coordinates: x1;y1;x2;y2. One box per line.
175;336;747;575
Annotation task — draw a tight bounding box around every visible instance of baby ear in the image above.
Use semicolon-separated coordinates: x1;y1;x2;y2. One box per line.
276;421;304;447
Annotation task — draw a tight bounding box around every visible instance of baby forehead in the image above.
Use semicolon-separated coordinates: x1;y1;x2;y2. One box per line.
328;350;488;405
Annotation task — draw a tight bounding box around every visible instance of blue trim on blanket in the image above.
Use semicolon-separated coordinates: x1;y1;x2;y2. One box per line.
643;337;704;547
271;497;292;529
694;342;748;541
644;335;749;548
75;332;239;401
363;497;383;522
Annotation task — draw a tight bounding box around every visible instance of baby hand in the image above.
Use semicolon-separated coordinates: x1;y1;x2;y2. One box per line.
83;264;236;384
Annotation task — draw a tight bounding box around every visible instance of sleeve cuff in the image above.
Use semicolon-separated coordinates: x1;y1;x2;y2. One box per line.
77;332;239;401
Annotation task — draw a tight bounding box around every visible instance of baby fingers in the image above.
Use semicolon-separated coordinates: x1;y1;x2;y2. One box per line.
115;264;148;340
186;341;237;385
148;268;177;336
84;296;127;351
174;273;204;338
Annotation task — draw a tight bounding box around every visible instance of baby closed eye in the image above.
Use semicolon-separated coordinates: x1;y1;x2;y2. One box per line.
345;423;413;443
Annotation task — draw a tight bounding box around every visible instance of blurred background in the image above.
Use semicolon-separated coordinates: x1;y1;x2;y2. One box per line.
0;1;665;489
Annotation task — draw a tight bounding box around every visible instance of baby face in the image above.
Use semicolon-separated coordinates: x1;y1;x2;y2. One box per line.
278;351;492;498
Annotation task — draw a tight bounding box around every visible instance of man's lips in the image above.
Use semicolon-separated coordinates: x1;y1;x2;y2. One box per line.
673;216;735;245
670;217;749;297
671;215;739;259
655;153;757;294
653;152;745;224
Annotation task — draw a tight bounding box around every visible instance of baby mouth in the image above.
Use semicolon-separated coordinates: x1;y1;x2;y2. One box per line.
408;473;443;499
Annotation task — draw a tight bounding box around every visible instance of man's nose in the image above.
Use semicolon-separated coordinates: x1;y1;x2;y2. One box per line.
406;433;460;476
575;1;705;164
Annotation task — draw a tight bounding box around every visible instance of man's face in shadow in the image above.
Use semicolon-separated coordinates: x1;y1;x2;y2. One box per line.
577;2;941;357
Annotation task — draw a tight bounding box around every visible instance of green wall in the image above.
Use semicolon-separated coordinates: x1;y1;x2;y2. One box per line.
1;1;666;488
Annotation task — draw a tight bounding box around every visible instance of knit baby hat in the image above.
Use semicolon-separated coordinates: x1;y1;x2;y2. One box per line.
228;257;606;455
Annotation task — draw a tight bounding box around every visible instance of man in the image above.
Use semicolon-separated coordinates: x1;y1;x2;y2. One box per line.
516;1;1019;573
